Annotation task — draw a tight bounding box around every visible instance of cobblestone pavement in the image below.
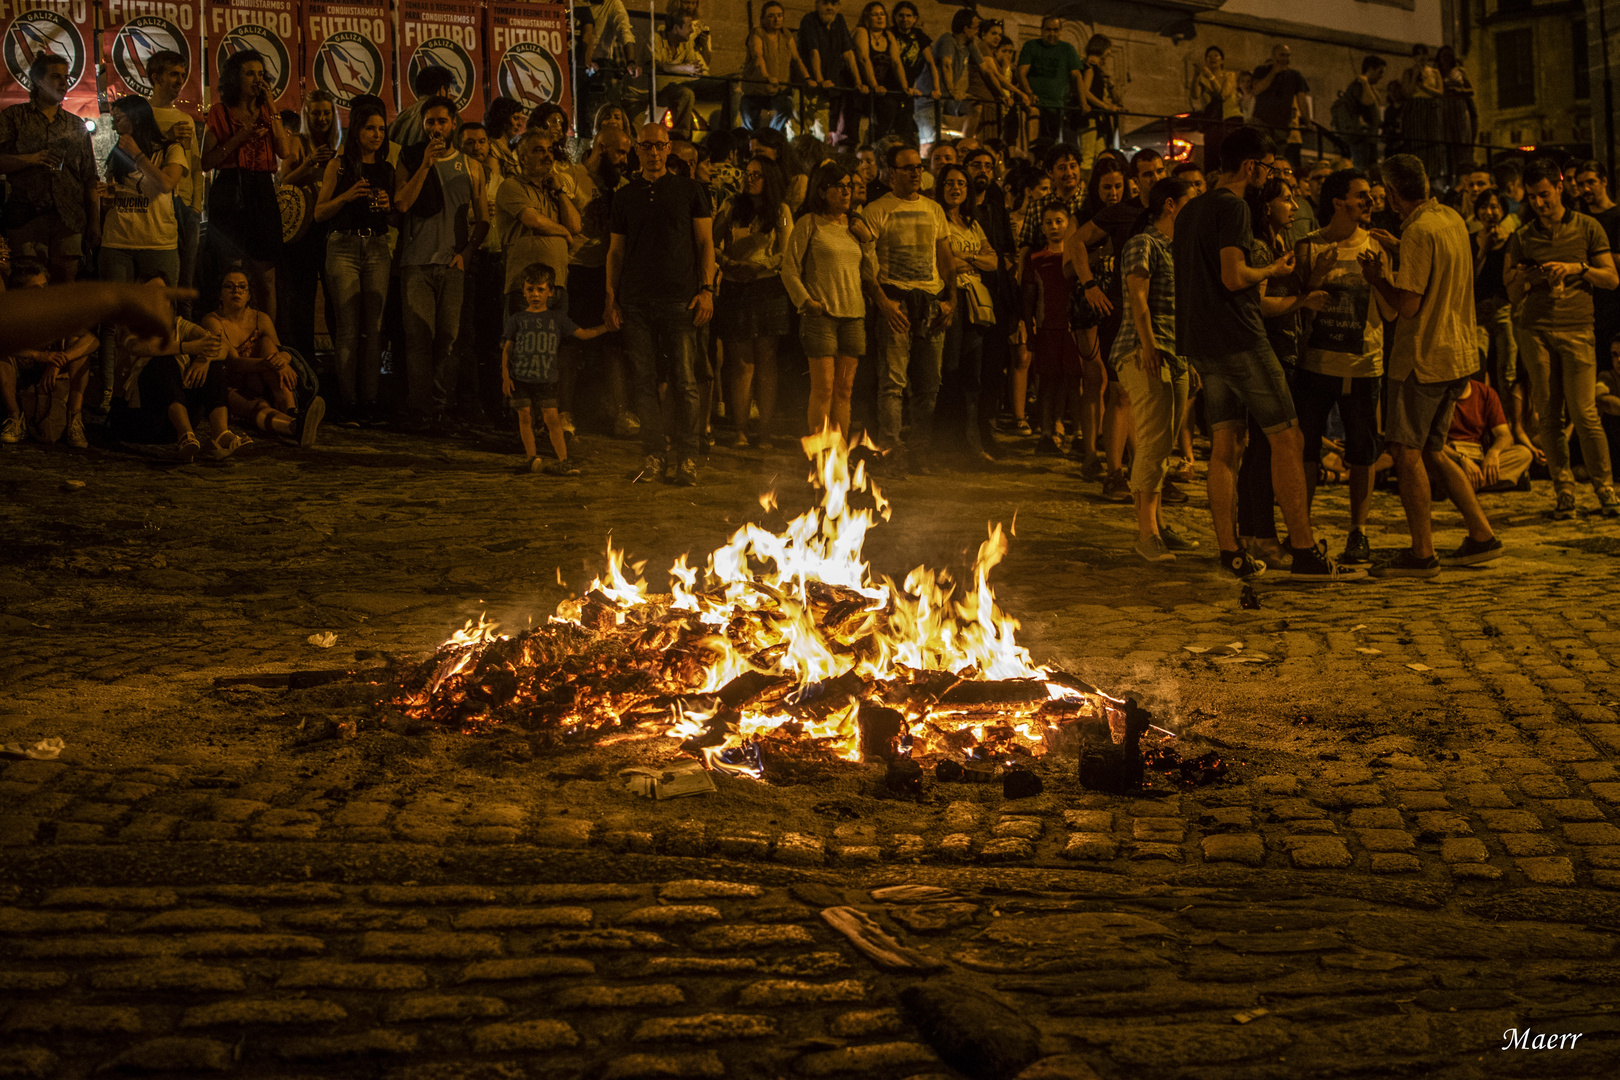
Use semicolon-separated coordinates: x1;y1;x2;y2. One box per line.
4;428;1620;1079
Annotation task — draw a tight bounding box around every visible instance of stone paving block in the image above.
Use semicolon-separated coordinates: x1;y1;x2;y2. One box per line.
1546;799;1607;822
1450;863;1504;881
631;1014;777;1042
360;933;502;960
1290;839;1352;869
468;826;521;845
1062;809;1113;832
1587;846;1620;870
1518;775;1570;799
642;957;758;976
333;803;392;827
468;1019;581;1053
135;908;262;933
53;822;106;844
0;1047;55;1079
366;886;499;905
994;818;1044;840
1132;818;1184;842
829;1009;904;1038
1590;782;1620;805
194;883;344;905
1332;786;1386;808
1128;842;1183;861
3;761;67;784
182;1000;347;1027
461;805;525;828
91;963;246;992
737;979;865;1006
1515;857;1576;886
774;833;826;866
1266;799;1327;821
384;996;509;1022
555;985;687;1009
520;884;642;903
1499;833;1560;857
795;1042;939;1076
1061;833;1117;860
282;909;429;932
102;782;158;802
178;822;241;842
1354;829;1416;852
18;936;169;961
453;907;594;930
1197;807;1253;831
691;924;814;951
1440;838;1490;864
939;833;976;860
277;1030;420;1061
835;845;881;864
660;821;709;857
891;834;926;859
1200;834;1263;866
278;963;430;990
1414;812;1473;838
1594;871;1620;890
1392;791;1451;812
1460;784;1516;808
981;837;1036;862
1477;809;1543;832
43;886;177;909
1562;822;1620;845
459;957;596;981
943;802;982;831
0;908;108;934
2;1005;143;1035
175;933;325;957
532;818;594;849
535;929;668;952
1346;808;1404;829
1254;775;1299;795
601;1052;726;1079
104;1037;234;1072
1370;853;1422;874
120;813;183;841
0;972;69;991
714;832;771;859
1384;773;1443;791
619;906;722;927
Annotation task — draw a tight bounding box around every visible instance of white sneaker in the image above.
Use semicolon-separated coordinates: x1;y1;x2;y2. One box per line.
0;416;24;443
65;417;88;448
1134;535;1175;563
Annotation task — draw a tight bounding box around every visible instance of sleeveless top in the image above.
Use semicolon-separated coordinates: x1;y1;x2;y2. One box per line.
329;156;395;234
401;149;474;266
746;29;792;89
867;31;898;90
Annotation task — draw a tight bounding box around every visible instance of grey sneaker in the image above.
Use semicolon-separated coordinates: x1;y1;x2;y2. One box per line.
1160;526;1199;552
1550;491;1577;520
64;417;88;449
634;455;664;483
1599;488;1620;519
1439;535;1504;566
674;458;698;487
1369;549;1441;579
1135;535;1175;563
0;416;24;444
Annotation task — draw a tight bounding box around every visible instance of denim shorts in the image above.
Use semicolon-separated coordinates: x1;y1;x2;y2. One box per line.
801;312;865;358
1190;339;1298;434
507;380;559;411
1385;374;1466;454
1293;368;1382;466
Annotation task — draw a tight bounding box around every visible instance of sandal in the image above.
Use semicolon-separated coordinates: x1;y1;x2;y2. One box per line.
175;432;201;463
210;430;252;460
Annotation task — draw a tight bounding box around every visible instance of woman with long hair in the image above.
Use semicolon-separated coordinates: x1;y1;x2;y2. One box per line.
280;89;339;186
783;162;876;438
1234;172;1326;568
484;97;527;177
315;101;394;423
964;19;1023;141
1001;165;1050;435
854;3;907;142
715;155;793;447
1190;45;1239;174
1058;157;1125;475
200;49;294;318
933;162;997;463
1435;45;1475;182
97;95;187;409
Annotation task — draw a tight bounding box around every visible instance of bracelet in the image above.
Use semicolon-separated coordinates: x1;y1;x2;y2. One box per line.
1080;280;1097;289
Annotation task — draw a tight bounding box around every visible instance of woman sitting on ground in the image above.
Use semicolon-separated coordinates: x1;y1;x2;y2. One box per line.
203;268;324;446
113;276;234;461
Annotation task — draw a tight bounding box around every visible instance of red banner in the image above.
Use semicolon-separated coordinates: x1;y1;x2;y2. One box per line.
485;1;570;122
400;0;482;121
207;0;300;113
0;0;99;117
303;0;392;122
102;0;204;111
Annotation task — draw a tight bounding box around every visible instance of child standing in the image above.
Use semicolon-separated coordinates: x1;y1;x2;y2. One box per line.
1022;204;1082;454
501;262;609;475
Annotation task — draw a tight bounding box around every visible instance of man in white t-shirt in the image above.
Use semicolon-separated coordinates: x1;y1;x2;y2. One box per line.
145;51;202;318
862;145;956;472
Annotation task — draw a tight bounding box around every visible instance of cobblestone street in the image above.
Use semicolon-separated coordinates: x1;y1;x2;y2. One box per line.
3;427;1620;1079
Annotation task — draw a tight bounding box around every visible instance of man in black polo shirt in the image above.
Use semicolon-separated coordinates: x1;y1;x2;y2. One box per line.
605;123;716;487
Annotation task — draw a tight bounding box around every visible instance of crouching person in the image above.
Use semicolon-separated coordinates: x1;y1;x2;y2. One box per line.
0;260;98;446
1434;376;1533;493
111;277;234;461
501;262;611;475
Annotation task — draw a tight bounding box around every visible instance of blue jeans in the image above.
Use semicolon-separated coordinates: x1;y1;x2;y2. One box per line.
173;198;200;318
402;263;465;413
741;92;794;131
325;231;392;408
98;246;181;398
874;297;946;451
621;299;702;462
1191;339;1298;435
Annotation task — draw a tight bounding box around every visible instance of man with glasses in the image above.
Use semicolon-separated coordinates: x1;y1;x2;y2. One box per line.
1017;17;1083;144
606;124;716;487
863;145;956;473
1171;126;1364;582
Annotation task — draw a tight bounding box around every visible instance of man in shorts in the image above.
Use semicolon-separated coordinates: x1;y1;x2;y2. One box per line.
1362;154;1504;577
1170;125;1364;582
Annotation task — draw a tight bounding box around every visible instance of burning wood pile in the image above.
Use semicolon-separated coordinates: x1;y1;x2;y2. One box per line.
396;430;1133;785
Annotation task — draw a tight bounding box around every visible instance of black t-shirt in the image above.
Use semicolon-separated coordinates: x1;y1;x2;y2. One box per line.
895;27;932;87
1594;205;1620;339
1172;187;1265;357
798;12;855;83
1252;64;1308;128
1088;200;1141;300
609;173;713;301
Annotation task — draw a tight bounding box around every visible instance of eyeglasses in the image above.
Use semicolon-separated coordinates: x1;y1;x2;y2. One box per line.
746;171;765;181
892;163;923;173
829;180;853;191
637;141;670;152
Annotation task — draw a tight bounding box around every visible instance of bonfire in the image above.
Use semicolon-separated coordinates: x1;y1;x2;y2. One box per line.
398;430;1128;781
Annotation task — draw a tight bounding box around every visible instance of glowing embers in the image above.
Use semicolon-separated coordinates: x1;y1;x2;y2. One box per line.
398;429;1117;769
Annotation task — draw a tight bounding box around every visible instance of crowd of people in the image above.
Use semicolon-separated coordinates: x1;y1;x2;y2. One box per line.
2;7;1617;586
